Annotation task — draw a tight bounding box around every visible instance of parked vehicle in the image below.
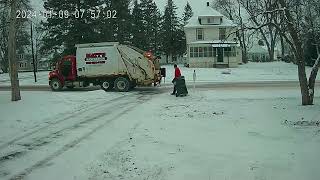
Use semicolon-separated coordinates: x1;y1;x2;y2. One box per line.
49;42;163;92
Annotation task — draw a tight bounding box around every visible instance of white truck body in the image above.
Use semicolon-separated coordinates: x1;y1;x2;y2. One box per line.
75;42;157;85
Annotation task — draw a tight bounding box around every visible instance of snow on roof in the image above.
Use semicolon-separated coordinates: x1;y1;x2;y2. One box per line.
185;6;236;28
197;6;224;17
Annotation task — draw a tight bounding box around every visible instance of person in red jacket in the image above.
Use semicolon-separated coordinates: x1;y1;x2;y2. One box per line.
171;64;181;95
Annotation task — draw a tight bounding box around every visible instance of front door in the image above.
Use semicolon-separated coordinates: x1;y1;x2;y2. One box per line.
217;48;224;63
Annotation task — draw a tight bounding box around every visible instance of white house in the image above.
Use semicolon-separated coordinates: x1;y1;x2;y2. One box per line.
184;2;242;68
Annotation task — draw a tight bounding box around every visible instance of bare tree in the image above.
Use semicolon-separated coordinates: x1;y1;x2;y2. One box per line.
222;0;319;105
0;2;9;72
8;0;21;101
0;0;31;73
213;0;249;63
239;0;280;62
275;0;319;105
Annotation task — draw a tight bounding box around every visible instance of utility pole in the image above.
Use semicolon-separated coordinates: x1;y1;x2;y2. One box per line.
30;21;37;82
8;0;21;101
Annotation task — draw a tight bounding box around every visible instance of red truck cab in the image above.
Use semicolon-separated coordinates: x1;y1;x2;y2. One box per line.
49;56;77;91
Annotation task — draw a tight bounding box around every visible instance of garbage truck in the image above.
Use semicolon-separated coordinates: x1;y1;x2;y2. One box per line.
49;42;163;92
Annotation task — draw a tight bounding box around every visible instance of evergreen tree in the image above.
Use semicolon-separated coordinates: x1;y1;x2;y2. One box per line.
131;0;146;49
41;0;103;55
102;0;131;43
131;0;161;52
140;0;161;52
161;0;185;62
182;2;193;25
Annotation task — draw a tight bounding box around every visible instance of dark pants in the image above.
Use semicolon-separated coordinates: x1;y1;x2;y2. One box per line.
172;78;177;94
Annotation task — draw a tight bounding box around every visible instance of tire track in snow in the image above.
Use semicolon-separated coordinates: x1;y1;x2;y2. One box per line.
0;94;131;151
7;93;155;180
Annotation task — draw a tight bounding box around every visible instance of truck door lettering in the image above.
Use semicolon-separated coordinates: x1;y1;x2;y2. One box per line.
85;53;107;64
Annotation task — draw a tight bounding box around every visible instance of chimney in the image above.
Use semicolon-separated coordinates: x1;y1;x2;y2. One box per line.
207;2;210;6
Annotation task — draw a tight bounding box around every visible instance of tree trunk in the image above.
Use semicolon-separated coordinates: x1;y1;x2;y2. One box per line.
297;58;311;105
279;0;312;105
8;0;21;101
280;36;285;58
30;22;37;82
307;55;320;105
238;2;248;64
269;42;275;62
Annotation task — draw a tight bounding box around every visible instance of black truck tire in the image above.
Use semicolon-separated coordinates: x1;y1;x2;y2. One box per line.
130;81;137;90
50;78;63;91
114;77;130;92
101;80;114;91
66;86;74;89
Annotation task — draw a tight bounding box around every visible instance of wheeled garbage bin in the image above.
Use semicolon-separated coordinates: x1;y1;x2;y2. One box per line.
175;76;188;97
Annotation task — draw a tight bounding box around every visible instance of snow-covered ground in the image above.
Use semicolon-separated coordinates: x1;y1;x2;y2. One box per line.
162;61;319;83
1;87;320;180
0;62;318;86
0;71;50;86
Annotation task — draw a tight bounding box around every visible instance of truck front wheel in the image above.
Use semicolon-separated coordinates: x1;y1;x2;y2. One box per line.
114;77;130;92
50;78;63;91
101;80;114;91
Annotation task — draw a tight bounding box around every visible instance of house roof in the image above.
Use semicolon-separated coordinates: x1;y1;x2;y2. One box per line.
185;6;236;28
197;6;224;17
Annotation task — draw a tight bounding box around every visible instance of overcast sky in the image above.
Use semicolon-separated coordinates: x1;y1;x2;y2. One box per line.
31;0;213;17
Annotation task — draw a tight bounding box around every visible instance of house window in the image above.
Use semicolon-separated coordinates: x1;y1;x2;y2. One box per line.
194;47;199;57
219;28;226;40
204;47;208;57
199;47;204;57
190;46;218;58
207;18;211;24
196;29;204;40
190;47;194;58
224;47;237;57
18;54;24;60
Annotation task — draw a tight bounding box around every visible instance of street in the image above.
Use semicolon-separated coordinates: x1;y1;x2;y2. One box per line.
1;81;319;91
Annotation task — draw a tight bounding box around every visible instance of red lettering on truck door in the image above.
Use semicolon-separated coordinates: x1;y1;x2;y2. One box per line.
85;53;107;64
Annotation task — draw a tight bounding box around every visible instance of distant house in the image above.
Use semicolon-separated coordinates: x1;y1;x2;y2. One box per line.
184;2;241;68
38;58;52;70
248;45;281;62
17;54;34;72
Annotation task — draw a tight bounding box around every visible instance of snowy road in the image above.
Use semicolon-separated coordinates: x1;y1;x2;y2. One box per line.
1;80;320;91
1;88;320;180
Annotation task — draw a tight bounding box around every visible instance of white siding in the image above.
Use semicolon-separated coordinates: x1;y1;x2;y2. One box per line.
185;27;237;44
